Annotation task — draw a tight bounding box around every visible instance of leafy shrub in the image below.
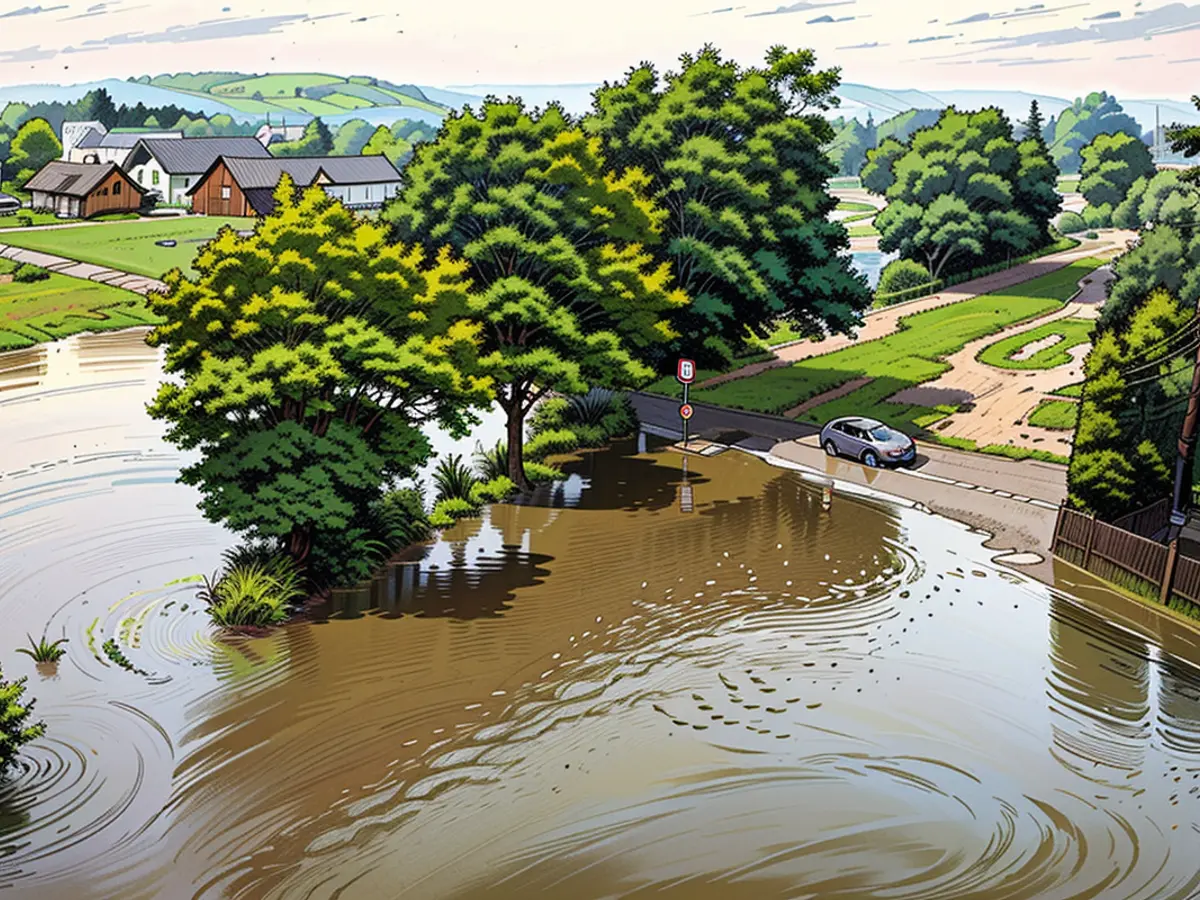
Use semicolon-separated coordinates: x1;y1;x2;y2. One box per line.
432;453;479;503
877;258;933;295
102;637;139;672
525;428;580;461
198;554;304;628
469;475;516;505
14;215;32;228
473;439;508;481
1085;230;1099;239
429;496;478;528
0;665;46;776
11;263;49;283
15;634;68;663
375;487;431;548
572;424;609;447
1057;211;1087;234
1082;204;1112;229
529;397;570;435
566;388;618;427
525;461;564;483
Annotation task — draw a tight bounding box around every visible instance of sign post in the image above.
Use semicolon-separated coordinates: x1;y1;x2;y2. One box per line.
677;359;695;447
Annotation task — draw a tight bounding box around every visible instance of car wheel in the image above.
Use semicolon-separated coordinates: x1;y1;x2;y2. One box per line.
823;439;839;457
861;450;879;468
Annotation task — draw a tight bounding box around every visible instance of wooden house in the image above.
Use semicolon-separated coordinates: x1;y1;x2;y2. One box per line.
25;161;146;218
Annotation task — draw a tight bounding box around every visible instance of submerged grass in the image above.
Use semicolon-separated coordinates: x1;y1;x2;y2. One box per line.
15;634;68;663
198;553;304;628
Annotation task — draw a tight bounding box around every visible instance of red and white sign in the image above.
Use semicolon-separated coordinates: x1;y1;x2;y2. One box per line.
676;358;696;385
680;403;694;420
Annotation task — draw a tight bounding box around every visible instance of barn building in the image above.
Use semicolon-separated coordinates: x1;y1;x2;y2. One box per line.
123;137;271;206
25;161;146;218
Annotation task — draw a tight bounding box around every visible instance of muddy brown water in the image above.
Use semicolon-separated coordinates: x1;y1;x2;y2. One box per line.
5;331;1200;898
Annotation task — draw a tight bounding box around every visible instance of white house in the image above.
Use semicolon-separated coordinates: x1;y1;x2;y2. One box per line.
61;121;182;165
254;120;307;148
122;136;271;206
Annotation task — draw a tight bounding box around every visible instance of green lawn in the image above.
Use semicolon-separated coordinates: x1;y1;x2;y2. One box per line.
0;259;160;350
848;223;880;238
1028;398;1079;431
695;258;1105;434
1057;177;1081;193
976;317;1094;370
0;216;254;278
836;201;875;212
1051;383;1083;398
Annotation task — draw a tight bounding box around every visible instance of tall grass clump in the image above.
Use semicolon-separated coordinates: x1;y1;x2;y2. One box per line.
0;664;46;776
473;440;508;481
198;549;305;628
15;634;68;663
432;453;479;503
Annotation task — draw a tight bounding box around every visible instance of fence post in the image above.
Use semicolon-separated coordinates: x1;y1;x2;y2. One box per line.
1082;513;1098;570
1051;505;1065;553
1161;539;1180;605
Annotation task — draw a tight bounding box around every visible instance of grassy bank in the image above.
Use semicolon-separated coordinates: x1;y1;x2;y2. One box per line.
976;317;1095;371
694;258;1105;434
1028;399;1079;431
0;215;254;278
0;259;160;350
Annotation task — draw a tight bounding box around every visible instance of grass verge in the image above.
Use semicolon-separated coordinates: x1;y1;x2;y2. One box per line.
1027;399;1079;430
1051;383;1083;398
694;257;1105;436
976;317;1095;371
926;433;1070;465
0;215;254;278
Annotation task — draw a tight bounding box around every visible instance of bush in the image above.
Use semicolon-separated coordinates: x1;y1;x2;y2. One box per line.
1;664;46;776
198;553;304;628
375;487;431;548
877;258;933;295
429;496;478;528
469;475;517;505
15;634;68;663
525;461;564;483
566;387;618;426
525;427;580;461
1058;211;1087;234
1082;204;1112;229
431;453;479;503
529;397;570;434
11;263;49;283
472;439;508;481
1085;231;1099;239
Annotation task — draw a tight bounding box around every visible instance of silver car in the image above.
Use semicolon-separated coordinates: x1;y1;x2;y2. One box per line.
819;416;916;468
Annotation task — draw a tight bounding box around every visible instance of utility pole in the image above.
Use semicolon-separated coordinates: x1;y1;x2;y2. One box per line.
1169;332;1200;533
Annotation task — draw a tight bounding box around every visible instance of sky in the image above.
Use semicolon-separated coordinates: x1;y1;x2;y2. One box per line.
0;0;1198;97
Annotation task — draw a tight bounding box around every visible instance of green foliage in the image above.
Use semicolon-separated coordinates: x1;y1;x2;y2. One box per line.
1046;91;1142;174
11;263;49;283
0;664;46;777
375;487;431;548
524;461;565;483
432;453;479;503
864;107;1058;280
1113;170;1199;230
270;118;333;157
384;97;684;489
1028;399;1079;430
1166;96;1200;164
429;497;478;528
198;554;304;628
977;317;1094;370
584;44;869;366
877;259;934;295
472;439;508;481
1101;215;1200;332
469;475;517;505
101;638;140;672
361;124;414;165
8;118;61;186
1058;211;1087;234
1069;288;1190;519
147;178;491;588
14;634;68;663
332;118;376;156
525;428;580;462
1079;132;1155;210
1082;203;1112;229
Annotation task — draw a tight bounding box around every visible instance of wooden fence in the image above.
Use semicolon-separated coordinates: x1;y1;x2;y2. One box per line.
1052;505;1199;612
1112;497;1172;540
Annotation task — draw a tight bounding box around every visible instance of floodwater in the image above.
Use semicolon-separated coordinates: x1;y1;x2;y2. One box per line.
849;249;897;289
5;332;1200;899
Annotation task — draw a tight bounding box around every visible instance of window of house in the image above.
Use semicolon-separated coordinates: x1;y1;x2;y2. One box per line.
152;170;160;185
113;182;121;196
184;178;190;188
221;185;231;200
102;187;109;195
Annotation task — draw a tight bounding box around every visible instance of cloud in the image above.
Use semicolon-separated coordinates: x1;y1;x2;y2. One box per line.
0;4;66;16
951;12;991;23
1116;52;1155;58
746;0;853;17
909;34;957;43
61;1;145;21
691;4;747;13
998;55;1085;64
1169;55;1200;62
808;12;856;21
0;45;58;62
975;2;1200;48
838;40;887;48
948;3;1084;25
74;13;312;50
1085;10;1121;18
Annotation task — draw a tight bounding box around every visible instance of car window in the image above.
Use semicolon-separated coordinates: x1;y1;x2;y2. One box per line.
869;426;895;442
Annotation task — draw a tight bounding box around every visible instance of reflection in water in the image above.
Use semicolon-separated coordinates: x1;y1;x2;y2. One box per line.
4;333;1200;899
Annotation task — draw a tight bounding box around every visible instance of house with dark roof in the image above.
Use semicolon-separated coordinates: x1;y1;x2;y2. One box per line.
25;161;146;218
61;121;182;165
187;155;404;217
123;137;272;206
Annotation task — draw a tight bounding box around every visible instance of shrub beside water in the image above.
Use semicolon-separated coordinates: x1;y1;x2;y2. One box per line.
877;258;934;295
198;552;304;628
0;665;46;776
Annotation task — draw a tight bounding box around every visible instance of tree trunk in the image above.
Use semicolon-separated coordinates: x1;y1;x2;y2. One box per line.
506;391;533;492
287;524;313;568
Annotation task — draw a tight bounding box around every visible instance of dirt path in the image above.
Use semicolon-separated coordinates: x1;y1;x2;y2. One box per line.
897;264;1114;454
696;231;1133;392
0;243;167;295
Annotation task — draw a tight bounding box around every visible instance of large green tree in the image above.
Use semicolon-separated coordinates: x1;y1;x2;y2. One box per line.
7;118;61;185
1113;169;1199;230
148;178;491;584
1014;100;1063;244
1099;214;1200;332
270;118;334;157
1047;91;1142;174
582;45;869;366
862;107;1047;280
1078;131;1155;224
382;99;686;490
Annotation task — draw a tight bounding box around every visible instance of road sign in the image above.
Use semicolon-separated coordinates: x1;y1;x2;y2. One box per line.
680;403;694;420
677;358;696;385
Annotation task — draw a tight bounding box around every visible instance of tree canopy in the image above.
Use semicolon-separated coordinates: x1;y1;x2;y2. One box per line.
1100;211;1200;333
7;118;61;186
270;118;334;157
1113;169;1200;230
862;106;1058;279
148;178;491;585
382;99;686;489
1166;94;1200;183
1078;131;1155;224
1045;91;1142;174
582;44;869;365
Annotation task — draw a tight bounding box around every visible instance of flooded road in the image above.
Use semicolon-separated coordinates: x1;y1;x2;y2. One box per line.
5;332;1200;898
